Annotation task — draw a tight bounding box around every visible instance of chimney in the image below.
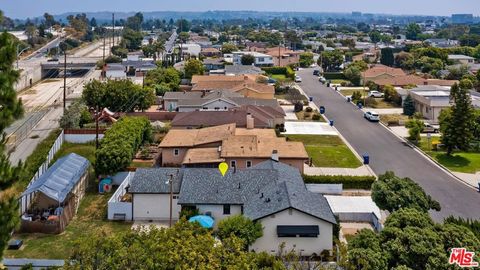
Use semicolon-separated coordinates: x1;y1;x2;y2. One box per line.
271;150;279;162
246;113;254;129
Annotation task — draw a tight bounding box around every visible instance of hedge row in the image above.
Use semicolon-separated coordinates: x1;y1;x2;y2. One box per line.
262;66;295;79
95;117;152;175
323;72;346;80
303;175;376;189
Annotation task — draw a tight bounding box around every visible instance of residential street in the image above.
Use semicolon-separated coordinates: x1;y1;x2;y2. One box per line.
297;68;480;221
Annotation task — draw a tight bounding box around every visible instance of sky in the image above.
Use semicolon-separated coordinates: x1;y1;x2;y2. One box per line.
1;0;479;19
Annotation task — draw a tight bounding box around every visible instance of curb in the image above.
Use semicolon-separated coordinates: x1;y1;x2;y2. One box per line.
294;84;377;178
330;86;478;190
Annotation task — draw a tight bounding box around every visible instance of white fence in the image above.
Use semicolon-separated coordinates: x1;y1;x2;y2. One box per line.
108;172;134;221
19;130;65;215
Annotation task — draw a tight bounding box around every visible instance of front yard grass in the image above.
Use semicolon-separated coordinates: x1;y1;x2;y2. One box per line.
286;135;361;168
270;74;287;80
419;137;480;174
4;141;132;259
295;110;326;122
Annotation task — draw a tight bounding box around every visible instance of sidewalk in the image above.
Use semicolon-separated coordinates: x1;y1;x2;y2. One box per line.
452;172;480;189
304;164;375;177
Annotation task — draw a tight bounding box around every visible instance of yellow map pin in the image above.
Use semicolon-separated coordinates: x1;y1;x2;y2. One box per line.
218;162;229;177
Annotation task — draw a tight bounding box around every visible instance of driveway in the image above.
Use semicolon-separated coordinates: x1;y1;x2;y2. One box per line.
283;121;338;135
281;105;298;120
297;68;480;221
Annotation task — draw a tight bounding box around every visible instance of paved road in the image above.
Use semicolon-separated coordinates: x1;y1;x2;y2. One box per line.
297;68;480;221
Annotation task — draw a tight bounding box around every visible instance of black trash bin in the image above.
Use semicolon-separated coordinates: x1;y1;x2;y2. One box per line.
319;106;325;114
309;96;313;102
362;153;370;165
329;120;334;126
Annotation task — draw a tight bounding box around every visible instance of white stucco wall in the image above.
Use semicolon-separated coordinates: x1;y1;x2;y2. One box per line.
196;204;242;225
133;194;181;220
251;209;333;256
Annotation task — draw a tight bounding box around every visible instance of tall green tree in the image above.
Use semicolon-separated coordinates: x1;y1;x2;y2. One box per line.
0;30;24;258
406;23;421;40
371;171;441;213
318;50;344;72
402;94;415;116
369;30;382;44
406;118;424;143
64;219;282;269
298;52;314;68
380;47;394;66
439;83;475;155
82;79;155;112
125;12;143;31
241;54;255;66
347;208;480;270
184;59;204;79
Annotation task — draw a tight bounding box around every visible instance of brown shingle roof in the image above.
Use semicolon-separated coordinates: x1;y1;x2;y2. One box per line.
171;110;270;128
362;64;406;79
190;75;274;95
183;148;224;164
159;123;236;147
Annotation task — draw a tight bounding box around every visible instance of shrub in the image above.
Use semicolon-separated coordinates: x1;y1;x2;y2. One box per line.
216;215;263;249
312;114;321;121
365;96;378;107
303;175;376;189
95;117;152;175
18;129;63;187
324;72;346;80
305;106;313;112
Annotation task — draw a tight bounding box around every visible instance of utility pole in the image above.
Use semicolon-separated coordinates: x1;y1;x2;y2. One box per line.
63;49;67;111
112;13;115;47
102;31;106;80
167;174;174;228
95;105;99;149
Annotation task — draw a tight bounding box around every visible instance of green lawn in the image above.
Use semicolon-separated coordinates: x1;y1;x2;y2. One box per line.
419;137;480;174
4;142;132;259
286;135;361;168
270;74;287;80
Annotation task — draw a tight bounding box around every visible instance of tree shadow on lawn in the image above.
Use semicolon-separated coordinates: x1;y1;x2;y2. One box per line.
435;153;471;169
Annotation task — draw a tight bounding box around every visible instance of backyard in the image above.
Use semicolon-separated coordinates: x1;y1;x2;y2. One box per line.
4;142;132;259
419;137;480;174
286;135;362;168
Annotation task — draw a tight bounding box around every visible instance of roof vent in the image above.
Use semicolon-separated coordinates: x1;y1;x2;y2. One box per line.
265;198;271;203
260;192;263;198
238;182;241;189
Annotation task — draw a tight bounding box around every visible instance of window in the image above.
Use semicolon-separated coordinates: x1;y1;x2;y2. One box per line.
173;195;179;199
277;225;319;238
223;204;231;215
230;160;236;168
241;205;244;214
258;57;265;62
246;160;252;168
173;149;179;156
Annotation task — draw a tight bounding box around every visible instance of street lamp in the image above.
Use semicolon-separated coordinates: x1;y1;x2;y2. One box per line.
16;44;30;69
165;173;174;228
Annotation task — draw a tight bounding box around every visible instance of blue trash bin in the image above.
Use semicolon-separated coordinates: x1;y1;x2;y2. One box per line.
478;181;480;192
357;102;363;109
309;96;313;102
319;106;325;114
329;120;334;126
363;153;370;165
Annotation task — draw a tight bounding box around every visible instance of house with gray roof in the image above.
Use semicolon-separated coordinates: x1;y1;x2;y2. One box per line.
224;65;265;76
127;159;336;256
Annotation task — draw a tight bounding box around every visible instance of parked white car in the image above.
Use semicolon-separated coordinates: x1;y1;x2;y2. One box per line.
368;91;384;98
364;111;380;122
295;75;302;83
422;123;440;133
